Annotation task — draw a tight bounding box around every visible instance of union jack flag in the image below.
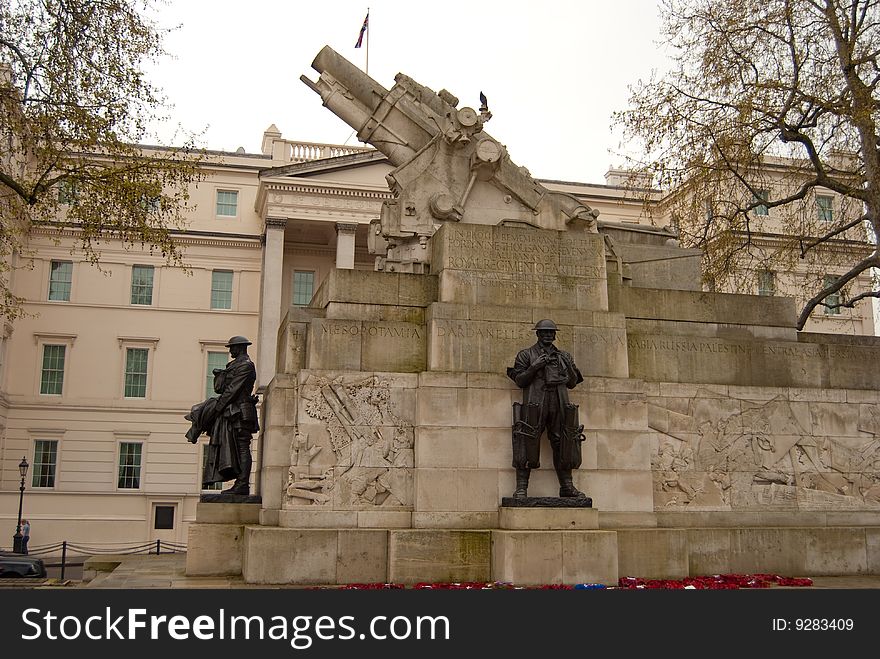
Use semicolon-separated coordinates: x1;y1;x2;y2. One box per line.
355;11;369;48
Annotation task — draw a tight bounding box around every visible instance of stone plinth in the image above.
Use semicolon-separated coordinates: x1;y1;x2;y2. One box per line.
186;500;262;576
388;530;491;584
195;502;260;525
616;529;689;579
431;224;608;311
310;268;438;309
200;493;261;504
500;497;594;507
242;527;388;585
613;527;880;578
618;286;797;328
492;530;618;585
186;523;246;577
241;528;491;585
499;505;599;530
278;509;413;528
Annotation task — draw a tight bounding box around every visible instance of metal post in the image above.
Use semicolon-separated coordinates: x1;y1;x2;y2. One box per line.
12;474;25;554
60;541;67;580
156;539;161;555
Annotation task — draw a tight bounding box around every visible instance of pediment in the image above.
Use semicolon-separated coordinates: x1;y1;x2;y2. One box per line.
260;150;393;187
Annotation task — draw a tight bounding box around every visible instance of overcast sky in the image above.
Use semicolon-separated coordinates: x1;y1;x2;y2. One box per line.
145;0;667;184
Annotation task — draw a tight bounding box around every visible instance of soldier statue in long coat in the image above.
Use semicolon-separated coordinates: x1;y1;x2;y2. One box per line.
507;319;587;499
186;335;259;495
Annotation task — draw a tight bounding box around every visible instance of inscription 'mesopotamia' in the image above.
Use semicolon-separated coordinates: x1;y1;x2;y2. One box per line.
320;323;422;339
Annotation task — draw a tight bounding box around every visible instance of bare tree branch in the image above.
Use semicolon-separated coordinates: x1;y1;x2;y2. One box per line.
799;213;869;255
615;0;880;329
796;251;880;328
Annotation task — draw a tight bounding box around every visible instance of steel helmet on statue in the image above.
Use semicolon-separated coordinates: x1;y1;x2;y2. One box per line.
532;319;558;332
225;336;252;347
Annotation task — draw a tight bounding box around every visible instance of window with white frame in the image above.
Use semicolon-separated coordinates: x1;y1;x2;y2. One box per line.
48;260;72;301
205;350;228;399
753;189;769;216
130;265;154;305
211;270;233;309
32;440;59;488
57;180;77;204
292;270;315;306
40;344;66;395
817;195;834;222
117;442;143;489
124;347;149;397
215;190;238;217
823;275;842;315
757;270;775;296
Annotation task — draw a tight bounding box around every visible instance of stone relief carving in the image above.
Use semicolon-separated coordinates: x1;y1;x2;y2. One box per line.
284;374;414;507
649;392;880;510
285;430;332;504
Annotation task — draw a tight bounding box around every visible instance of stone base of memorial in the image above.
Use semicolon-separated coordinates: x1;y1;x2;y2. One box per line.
186;496;262;577
499;499;598;531
200;493;262;504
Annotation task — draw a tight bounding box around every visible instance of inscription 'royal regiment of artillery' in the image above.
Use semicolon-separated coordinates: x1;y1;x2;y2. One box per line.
446;256;603;278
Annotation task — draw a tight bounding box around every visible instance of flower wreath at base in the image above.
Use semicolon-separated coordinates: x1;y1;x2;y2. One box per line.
326;574;812;590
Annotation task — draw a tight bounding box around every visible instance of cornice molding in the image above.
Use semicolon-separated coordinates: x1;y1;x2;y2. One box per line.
33;331;77;345
263;181;392;200
29;225;260;249
117;336;160;349
285;245;336;257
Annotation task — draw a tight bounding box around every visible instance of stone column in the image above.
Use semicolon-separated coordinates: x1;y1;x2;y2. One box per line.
257;218;286;390
335;222;358;269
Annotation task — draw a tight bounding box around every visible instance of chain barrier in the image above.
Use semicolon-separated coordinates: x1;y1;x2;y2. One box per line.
2;539;187;579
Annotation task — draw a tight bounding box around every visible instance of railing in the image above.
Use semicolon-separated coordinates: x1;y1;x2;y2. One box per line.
273;139;374;163
7;539;186;580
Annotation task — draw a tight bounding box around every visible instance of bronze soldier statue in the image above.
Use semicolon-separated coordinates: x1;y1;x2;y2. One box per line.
185;335;259;495
507;319;587;499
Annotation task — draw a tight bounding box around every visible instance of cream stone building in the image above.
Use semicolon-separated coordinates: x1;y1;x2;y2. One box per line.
650;155;876;336
0;126;875;551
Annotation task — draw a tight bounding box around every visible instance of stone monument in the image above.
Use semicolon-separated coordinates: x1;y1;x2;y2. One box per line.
185;47;880;585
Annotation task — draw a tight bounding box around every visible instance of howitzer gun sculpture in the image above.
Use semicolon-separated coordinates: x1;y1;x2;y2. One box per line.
301;46;599;273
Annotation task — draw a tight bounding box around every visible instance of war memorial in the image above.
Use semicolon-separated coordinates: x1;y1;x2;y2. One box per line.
186;47;880;586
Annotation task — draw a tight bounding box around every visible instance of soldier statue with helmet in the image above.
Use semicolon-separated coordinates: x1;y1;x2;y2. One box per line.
507;319;589;501
185;335;259;495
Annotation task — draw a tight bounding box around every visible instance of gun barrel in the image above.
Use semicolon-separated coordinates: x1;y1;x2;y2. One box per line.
301;46;432;166
310;45;389;112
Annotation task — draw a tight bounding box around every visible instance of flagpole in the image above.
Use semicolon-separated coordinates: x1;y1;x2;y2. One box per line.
365;7;370;76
